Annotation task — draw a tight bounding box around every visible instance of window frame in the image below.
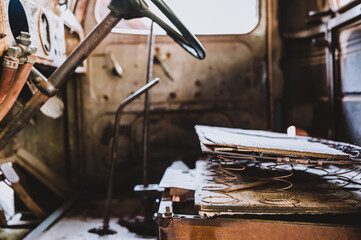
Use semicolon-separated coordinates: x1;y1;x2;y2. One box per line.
94;0;260;36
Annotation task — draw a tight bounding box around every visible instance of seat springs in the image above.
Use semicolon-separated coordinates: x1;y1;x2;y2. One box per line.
201;155;301;206
201;155;246;205
258;162;300;206
200;154;361;207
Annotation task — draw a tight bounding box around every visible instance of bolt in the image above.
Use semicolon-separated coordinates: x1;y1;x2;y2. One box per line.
16;32;31;46
29;46;37;55
6;47;21;58
20;32;31;38
164;206;172;218
33;76;42;83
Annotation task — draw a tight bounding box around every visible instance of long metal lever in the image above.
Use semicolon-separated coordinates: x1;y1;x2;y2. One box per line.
89;77;160;236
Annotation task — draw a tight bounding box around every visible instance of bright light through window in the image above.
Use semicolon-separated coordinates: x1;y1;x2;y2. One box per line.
339;0;354;6
95;0;259;35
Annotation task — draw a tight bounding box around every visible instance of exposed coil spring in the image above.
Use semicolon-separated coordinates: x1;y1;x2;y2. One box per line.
201;155;247;204
258;162;300;206
200;155;361;207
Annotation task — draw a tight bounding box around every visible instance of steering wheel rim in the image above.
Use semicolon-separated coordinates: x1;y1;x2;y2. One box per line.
108;0;205;59
144;0;205;59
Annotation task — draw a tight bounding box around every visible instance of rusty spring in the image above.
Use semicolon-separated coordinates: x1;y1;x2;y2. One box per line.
257;162;300;206
308;164;361;205
201;155;246;205
201;155;300;206
201;155;361;207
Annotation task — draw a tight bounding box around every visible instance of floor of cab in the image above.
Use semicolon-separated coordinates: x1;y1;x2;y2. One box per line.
36;195;157;240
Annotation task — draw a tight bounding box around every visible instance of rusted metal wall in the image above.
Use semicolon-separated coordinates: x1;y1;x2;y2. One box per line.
279;0;361;145
279;0;332;138
337;22;361;145
281;37;330;137
79;0;269;188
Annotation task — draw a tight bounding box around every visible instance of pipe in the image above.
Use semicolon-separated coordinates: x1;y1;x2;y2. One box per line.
0;55;19;103
89;78;160;236
0;55;36;121
0;13;122;149
103;78;159;229
266;0;274;131
142;21;155;187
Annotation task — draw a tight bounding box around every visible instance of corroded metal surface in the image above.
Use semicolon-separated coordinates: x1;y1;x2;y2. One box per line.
80;0;268;188
2;0;67;67
159;217;361;240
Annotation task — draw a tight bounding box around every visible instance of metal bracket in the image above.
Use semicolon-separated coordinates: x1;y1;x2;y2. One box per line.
30;67;57;97
307;9;334;25
108;0;148;18
107;53;123;78
312;37;330;48
12;32;37;64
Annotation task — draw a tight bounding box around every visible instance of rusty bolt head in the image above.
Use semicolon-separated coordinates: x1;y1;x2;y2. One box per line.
164;206;172;218
29;46;37;55
16;32;31;46
6;46;21;58
33;76;42;83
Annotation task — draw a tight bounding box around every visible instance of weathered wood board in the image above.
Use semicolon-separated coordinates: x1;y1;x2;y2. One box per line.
0;163;45;218
14;148;72;198
195;125;350;159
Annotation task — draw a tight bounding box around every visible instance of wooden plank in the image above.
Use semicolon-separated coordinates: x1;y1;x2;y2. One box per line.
0;163;45;219
14;148;72;198
195;125;350;159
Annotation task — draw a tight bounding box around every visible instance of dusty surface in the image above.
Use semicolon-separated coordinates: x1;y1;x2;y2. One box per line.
36;195;156;240
195;125;349;159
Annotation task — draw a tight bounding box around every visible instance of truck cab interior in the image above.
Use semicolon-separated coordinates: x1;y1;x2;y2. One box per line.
0;0;361;239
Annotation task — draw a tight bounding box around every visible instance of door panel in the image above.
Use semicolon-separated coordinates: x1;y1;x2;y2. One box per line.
338;22;361;145
81;0;268;188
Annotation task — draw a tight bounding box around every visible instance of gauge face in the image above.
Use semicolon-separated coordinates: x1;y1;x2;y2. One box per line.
8;0;29;39
39;12;51;54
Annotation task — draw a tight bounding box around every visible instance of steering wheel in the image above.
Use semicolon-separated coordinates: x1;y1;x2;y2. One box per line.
108;0;206;59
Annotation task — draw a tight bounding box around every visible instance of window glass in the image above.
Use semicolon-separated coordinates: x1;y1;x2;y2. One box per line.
338;0;354;6
329;0;358;10
95;0;259;35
